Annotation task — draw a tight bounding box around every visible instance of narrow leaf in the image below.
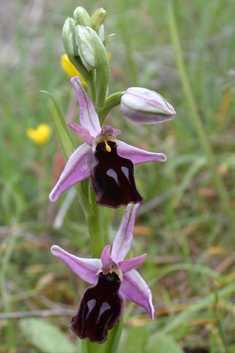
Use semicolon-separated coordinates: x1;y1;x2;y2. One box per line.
126;326;149;353
146;334;183;353
42;90;93;216
19;318;76;353
41;91;76;160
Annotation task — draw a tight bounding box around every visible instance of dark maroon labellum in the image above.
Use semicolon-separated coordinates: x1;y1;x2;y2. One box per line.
71;272;124;344
90;141;144;208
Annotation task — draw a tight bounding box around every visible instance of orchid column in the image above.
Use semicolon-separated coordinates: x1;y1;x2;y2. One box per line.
46;5;175;349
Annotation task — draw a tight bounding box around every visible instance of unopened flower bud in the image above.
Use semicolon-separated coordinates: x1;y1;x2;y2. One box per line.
97;24;104;41
76;26;95;70
62;18;78;56
91;8;107;31
120;87;176;124
73;6;92;27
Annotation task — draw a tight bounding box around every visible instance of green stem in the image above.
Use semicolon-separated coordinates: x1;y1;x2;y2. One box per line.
0;227;17;352
81;340;89;353
103;207;111;246
103;318;123;353
99;91;125;125
83;319;123;353
86;184;104;258
94;41;110;109
214;283;229;353
166;0;235;235
87;70;96;106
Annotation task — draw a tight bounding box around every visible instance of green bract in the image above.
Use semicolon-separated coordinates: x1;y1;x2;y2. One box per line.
76;26;96;70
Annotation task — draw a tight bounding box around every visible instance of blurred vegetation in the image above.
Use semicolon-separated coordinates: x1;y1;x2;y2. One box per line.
1;0;235;352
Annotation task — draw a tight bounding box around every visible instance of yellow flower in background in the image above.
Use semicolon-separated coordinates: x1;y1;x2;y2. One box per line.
61;54;87;88
27;124;52;145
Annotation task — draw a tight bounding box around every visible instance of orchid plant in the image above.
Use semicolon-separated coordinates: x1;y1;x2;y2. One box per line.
45;5;175;352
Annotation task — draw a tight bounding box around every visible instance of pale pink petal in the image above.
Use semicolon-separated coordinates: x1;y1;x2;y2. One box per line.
111;203;139;263
116;140;167;165
49;143;95;202
118;254;146;273
51;245;101;285
101;245;112;264
112;128;121;136
71;76;101;137
121;269;154;319
67;123;94;146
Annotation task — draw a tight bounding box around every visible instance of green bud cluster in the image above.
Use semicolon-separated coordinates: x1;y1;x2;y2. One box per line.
62;7;114;108
62;7;112;67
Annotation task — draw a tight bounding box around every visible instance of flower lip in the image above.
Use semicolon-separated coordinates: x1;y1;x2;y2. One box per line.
90;141;144;208
71;271;124;343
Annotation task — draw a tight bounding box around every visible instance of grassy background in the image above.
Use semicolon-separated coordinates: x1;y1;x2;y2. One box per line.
1;0;235;352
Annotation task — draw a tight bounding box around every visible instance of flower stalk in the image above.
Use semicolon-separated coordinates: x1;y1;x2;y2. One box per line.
47;5;176;350
87;185;105;258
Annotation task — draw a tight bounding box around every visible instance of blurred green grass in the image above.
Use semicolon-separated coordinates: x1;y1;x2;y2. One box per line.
1;0;235;352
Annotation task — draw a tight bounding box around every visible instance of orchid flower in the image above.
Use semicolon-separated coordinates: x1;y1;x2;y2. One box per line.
51;203;154;343
49;76;166;208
